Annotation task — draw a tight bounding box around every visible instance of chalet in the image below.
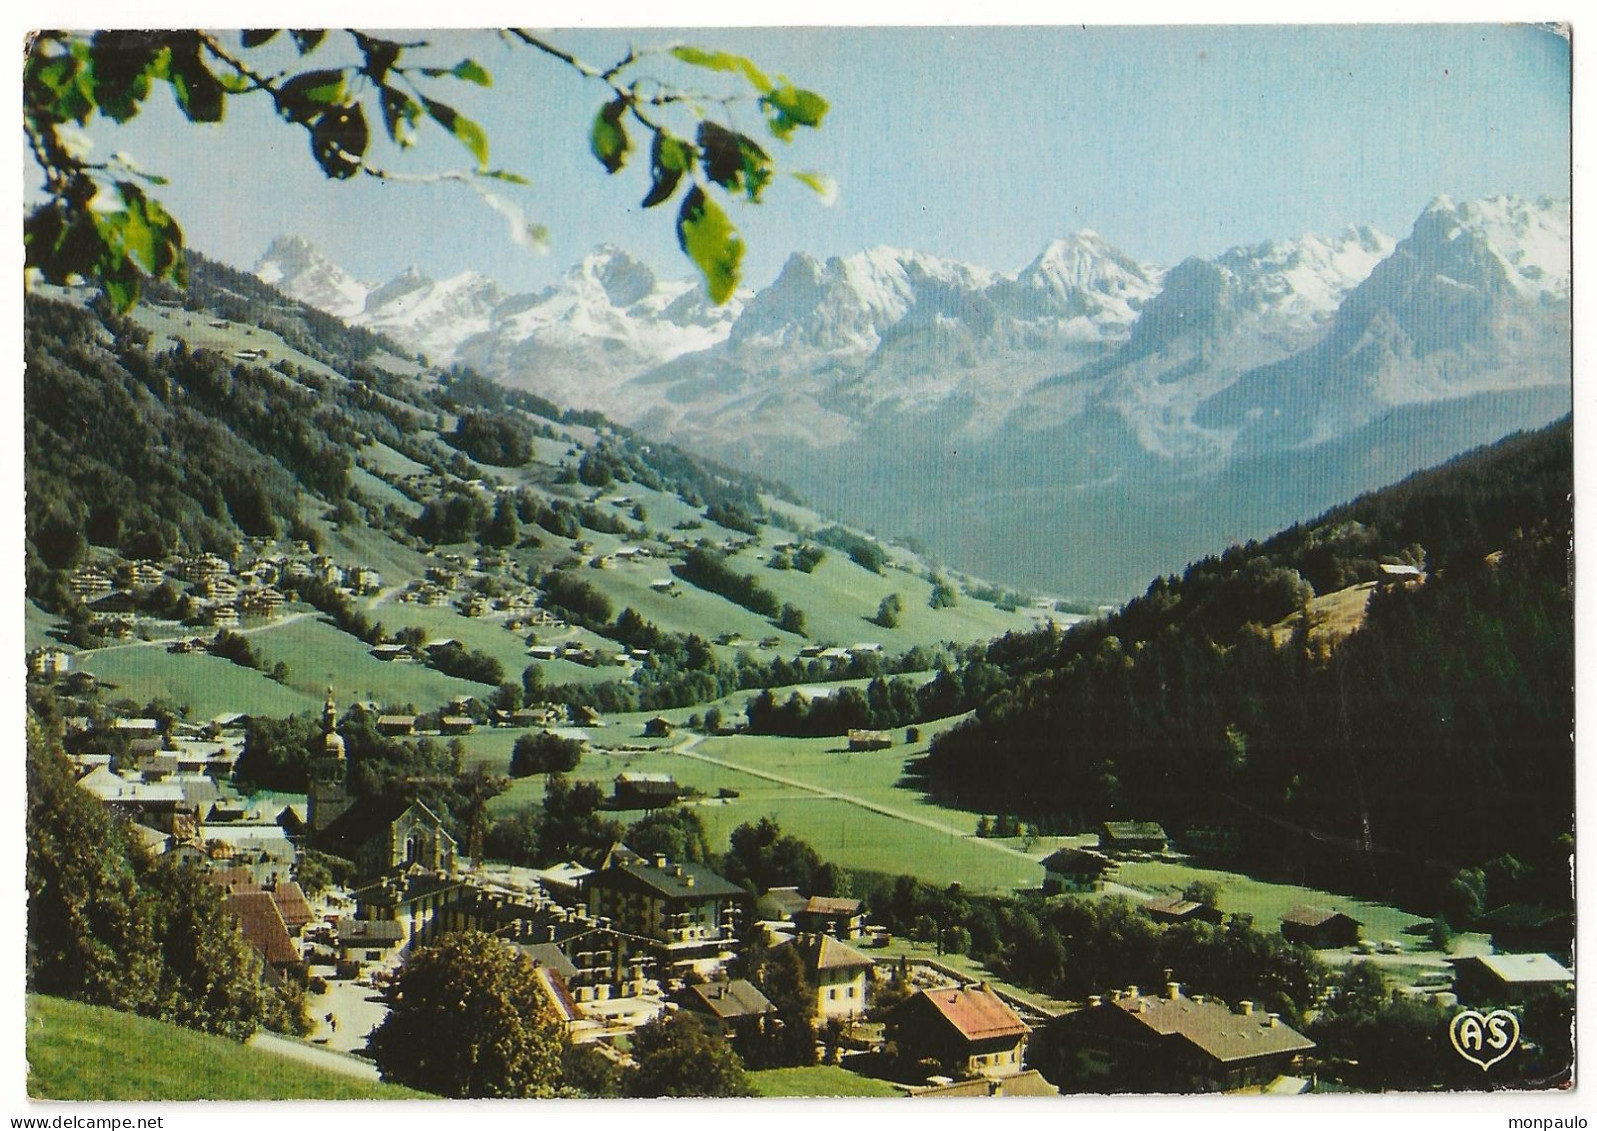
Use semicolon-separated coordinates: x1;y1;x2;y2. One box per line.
376;715;417;737
793;895;867;941
201;576;241;603
1280;906;1362;949
1141;897;1224;926
89;590;138;614
1099;821;1170;855
180;554;232;585
530;962;585;1031
1377;562;1426;587
613;773;682;810
642;717;674;738
69;565;114;599
1040;847;1115;894
887;983;1030;1081
678;979;777;1040
528;645;559;661
757;886;811;923
1447;953;1574;1004
206;603;241;628
335;916;407;964
572;705;602;727
346;567;382;594
440;716;476;736
791;933;875;1020
239;587;285;620
1039;983;1314;1093
28;647;74;677
370;644;414;663
847;730;893;751
123;561;168;589
584;852;743;978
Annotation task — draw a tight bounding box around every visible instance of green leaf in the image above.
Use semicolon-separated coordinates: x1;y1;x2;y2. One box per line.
241;30;279;49
696;122;771;203
676;186;743;305
422;97;489;169
379;85;421;147
482;168;530;185
791;171;838;203
641;131;692;209
277;69;348;124
589;97;629;174
165;39;227;124
761;83;829;141
668;46;773;94
87;31;167;123
422;59;492;87
309;103;370;179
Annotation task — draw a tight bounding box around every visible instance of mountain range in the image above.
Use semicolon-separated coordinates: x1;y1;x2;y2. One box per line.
256;193;1571;597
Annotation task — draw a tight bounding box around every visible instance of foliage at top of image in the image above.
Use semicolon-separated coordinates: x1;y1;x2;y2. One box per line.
24;30;829;309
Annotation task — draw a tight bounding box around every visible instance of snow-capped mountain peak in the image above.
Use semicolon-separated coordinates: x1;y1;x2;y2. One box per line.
253;235;369;320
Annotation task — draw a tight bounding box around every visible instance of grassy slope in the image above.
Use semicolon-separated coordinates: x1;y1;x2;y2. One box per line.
25;995;426;1101
747;1066;903;1097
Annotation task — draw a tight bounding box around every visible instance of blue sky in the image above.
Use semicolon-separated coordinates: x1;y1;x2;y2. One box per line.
43;23;1574;295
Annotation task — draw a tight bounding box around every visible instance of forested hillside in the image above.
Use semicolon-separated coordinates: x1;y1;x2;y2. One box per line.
927;419;1573;913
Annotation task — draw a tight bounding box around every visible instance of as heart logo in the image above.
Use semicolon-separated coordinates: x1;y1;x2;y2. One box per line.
1449;1009;1520;1070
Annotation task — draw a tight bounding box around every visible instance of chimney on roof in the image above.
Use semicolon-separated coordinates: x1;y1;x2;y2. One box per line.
546;924;556;943
1266;1013;1280;1028
1166;982;1181;1001
978;981;990;993
1088;995;1104;1008
654;854;668;869
1238;1000;1254;1016
685;874;695;888
1126;985;1139;999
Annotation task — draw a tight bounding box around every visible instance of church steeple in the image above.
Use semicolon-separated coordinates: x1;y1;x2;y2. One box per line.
308;687;352;836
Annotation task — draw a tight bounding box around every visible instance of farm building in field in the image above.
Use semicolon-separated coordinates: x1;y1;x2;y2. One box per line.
1040;847;1115;894
1099;821;1170;855
1038;983;1314;1093
613;772;682;810
1279;906;1362;949
643;716;674;738
1447;953;1574;1004
1141;897;1224;926
887;983;1030;1081
847;729;893;751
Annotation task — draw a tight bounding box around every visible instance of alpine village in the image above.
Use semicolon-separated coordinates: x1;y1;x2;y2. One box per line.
22;33;1573;1104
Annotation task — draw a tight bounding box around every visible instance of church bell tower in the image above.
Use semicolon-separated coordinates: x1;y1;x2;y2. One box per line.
307;688;354;836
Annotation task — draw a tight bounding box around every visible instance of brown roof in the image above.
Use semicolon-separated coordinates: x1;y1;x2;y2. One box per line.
203;866;260;894
1142;897;1212;919
916;985;1029;1042
270;881;316;930
801;895;863;916
682;979;777;1022
1281;906;1360;928
226;891;299;967
795;933;876;973
912;1069;1059;1098
1111;993;1314;1063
